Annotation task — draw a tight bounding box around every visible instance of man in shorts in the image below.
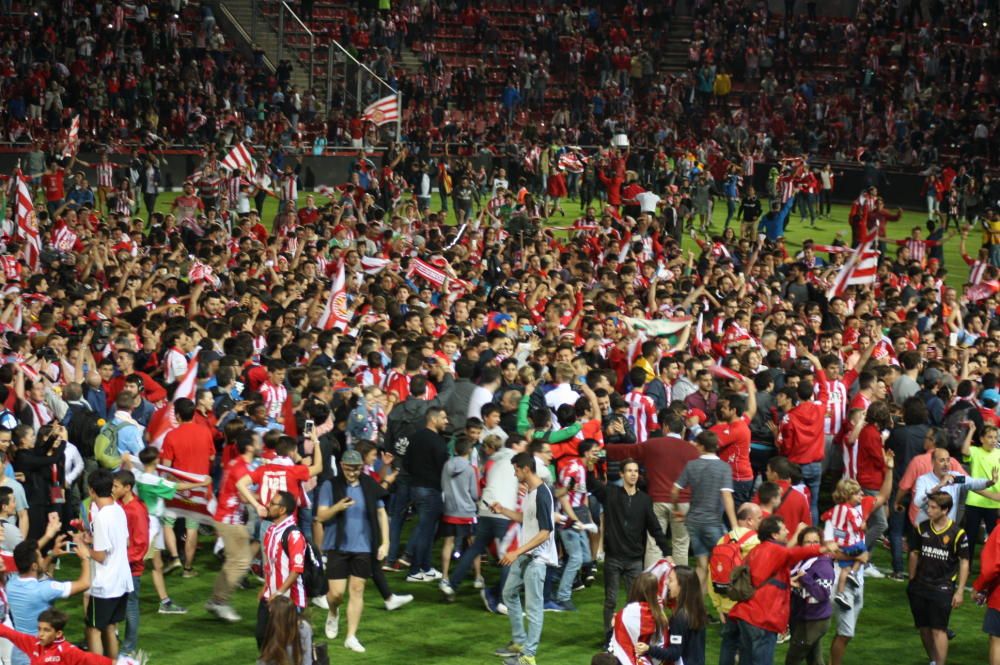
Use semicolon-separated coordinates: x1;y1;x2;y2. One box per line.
84;469;132;659
316;449;389;654
907;491;970;665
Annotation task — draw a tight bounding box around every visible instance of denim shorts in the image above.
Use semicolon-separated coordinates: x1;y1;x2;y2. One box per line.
688;521;726;557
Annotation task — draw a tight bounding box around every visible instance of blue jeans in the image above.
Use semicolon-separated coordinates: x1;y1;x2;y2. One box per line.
736;618;777;665
122;575;142;654
556;528;589;602
448;516;511;592
720;614;741;665
888;505;909;574
387;479;411;564
503;556;546;657
408;486;443;574
800;461;822;525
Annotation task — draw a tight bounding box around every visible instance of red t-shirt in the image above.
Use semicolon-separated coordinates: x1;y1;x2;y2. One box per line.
771;479;812;531
712;415;753;482
214;456;250;524
120;495;149;575
41;169;65;202
161;422;215;475
249;458;311;506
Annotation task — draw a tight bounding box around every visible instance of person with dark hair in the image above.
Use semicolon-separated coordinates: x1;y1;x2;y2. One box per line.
591;458;671;638
607;413;699;567
490;451;556;665
7;533;91;665
160;396;218;578
673;431;739;596
908;491;970;665
257;490;306;650
257;595;312;665
729;515;838;665
609;572;669;664
636;566;708;665
711;376;758;506
0;608;112;665
110;469;153;656
84;468;131;660
400;407;450;583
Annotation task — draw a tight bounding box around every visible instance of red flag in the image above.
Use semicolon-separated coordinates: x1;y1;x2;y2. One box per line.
14;172;40;272
967;280;1000;303
220;142;256;175
157;464;215;526
708;364;746;383
61;115;80;158
147;350;200;447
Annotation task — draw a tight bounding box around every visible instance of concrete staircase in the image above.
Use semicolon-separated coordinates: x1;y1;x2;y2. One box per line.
216;0;316;94
659;15;693;74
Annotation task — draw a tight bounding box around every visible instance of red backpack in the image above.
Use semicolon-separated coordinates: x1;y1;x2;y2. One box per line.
709;530;757;595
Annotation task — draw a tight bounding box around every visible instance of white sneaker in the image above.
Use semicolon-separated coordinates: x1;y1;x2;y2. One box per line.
473;576;485;589
385;593;413;611
215;603;241;623
311;595;329;610
344;636;366;653
497;602;508;616
405;572;426;583
439;580;456;600
325;609;339;640
422;568;443;581
863;564;885;579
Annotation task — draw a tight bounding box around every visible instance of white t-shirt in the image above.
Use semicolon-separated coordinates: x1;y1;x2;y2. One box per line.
635;191;661;213
91;502;134;598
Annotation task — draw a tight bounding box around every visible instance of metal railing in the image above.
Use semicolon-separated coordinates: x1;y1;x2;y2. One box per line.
278;1;315;89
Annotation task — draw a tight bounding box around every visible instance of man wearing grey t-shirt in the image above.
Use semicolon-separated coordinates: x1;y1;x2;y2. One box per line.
673;430;738;596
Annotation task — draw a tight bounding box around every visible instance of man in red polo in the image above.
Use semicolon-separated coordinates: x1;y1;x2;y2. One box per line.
160;398;215;577
711;376;757;507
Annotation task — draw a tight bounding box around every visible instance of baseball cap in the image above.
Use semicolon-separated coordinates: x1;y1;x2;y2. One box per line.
341;449;364;466
684;408;707;424
982;388;1000;406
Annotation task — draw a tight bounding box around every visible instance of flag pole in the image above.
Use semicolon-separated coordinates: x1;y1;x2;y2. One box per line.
395;90;402;143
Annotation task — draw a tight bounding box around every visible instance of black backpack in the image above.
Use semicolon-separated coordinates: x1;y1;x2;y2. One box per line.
280;526;327;599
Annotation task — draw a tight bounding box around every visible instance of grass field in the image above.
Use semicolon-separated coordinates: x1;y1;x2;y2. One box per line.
48;193;987;664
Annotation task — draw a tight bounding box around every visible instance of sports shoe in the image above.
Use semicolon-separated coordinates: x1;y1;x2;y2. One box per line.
397;555;412;567
325;609;339;640
384;593;413;611
158;599;187;615
494;642;523;658
439;580;456;601
481;588;499;614
163;558;182;575
206;601;241;623
382;561;405;572
182;568;198;578
422;568;443;581
543;600;564;612
405;572;426;583
888;571;908;581
503;656;536;665
834;592;853;611
311;595;329;610
846;570;861;589
474;576;486;589
497;602;508;615
863;564;885;579
776;631;790;645
559;600;578;612
344;636;366;653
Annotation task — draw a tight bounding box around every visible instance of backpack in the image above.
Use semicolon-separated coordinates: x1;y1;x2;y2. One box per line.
93;421;131;469
709;530;757;595
281;526;327;599
726;547;789;602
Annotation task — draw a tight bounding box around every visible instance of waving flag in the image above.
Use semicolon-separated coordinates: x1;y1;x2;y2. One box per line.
317;263;349;331
146;350;200;447
362;95;399;126
157;464;216;526
61;115;80;158
14;173;40;272
644;558;676;605
826;238;879;299
622;315;693;338
709;364;747;383
220;142;256;175
359;256;390;275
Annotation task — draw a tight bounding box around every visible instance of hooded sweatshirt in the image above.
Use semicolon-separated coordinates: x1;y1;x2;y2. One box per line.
777;369;829;465
442;455;478;521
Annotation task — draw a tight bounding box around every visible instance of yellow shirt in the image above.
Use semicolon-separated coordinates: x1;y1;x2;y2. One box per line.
708;526;760;616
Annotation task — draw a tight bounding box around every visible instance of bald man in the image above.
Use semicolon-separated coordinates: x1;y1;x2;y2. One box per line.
709;502;762;665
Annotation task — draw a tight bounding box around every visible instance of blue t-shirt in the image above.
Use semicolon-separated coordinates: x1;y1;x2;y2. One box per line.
318;481;381;553
6;576;72;634
113;419;144;456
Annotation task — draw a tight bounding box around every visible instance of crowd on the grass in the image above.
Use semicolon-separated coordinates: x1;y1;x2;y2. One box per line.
0;121;999;665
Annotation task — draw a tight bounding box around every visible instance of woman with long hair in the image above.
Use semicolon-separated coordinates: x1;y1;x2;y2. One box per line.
610;572;668;665
636;565;707;665
257;596;312;665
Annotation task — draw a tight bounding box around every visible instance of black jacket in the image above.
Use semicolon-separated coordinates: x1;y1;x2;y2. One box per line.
589;475;670;560
321;474;387;554
403;427;449;490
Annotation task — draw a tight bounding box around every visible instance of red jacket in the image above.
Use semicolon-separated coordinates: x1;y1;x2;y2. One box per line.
769;479;812;531
728;541;822;632
0;625;110;665
777;369;828;464
974;521;1000;611
855;424;887;491
120;494;150;576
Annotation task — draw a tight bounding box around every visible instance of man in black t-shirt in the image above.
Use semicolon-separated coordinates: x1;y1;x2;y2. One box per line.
907;491;970;665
